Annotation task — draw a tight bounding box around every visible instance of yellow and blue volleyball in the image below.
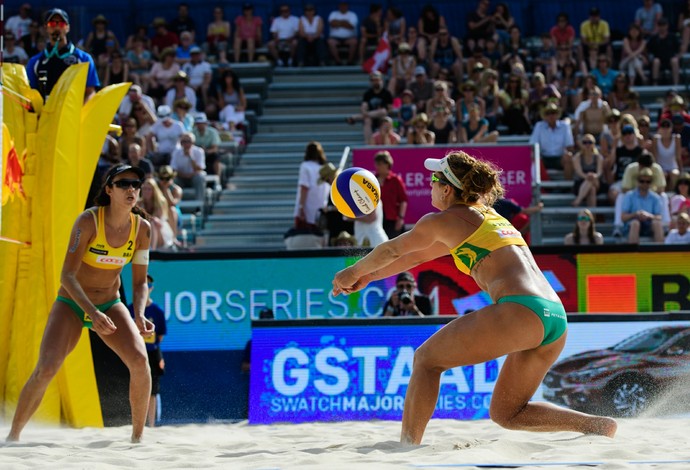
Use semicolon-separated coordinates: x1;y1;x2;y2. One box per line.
331;167;381;218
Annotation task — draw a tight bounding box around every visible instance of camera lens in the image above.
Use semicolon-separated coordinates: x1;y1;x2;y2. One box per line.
400;292;412;305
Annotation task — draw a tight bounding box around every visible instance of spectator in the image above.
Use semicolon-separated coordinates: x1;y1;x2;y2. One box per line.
293;141;330;230
665;213;690;244
600;109;622;162
493;197;544;242
563;209;605;245
661;95;690;124
170;131;206;201
346;71;393;143
118;117;145;158
118;84;156;124
369;116;401;145
529;102;575;178
176;31;201;66
148;47;180;102
619;24;649;86
150;17;179;60
572;134;606;207
128;274;167;427
125;24;152;52
625;92;650;124
652;118;682;190
171;99;194;132
606;124;644;204
456;80;486;122
206;6;231;63
396;89;417;135
550;12;575;49
133;102;157;140
233;3;263;63
621;167;665;243
384;6;406;52
359;4;383;63
406;27;428;64
6;3;33;41
532;33;557;83
479;68;500;131
102;50;129;87
192;113;222;181
466;0;495;52
126;142;154;178
407;113;435;144
681;0;690;55
182;47;212;112
574;87;611;141
499;25;528;74
165;72;196;112
428;27;463;81
428;104;457;144
417;4;446;44
317;163;354;246
3;32;29;65
607;74;631;111
296;4;326;67
557;61;581;115
670;175;690;221
19;20;43;57
334;230;358;247
499;73;531;135
460;102;498;143
635;0;662;37
591;55;619;98
216;69;247;132
466;47;490;79
636;115;654;151
382;272;432;317
483;37;501;70
388;42;416;96
268;4;299;67
374;150;408;239
426;80;455;118
646;18;680;86
126;36;152;90
671;114;690;167
139;178;177;250
492;2;515;45
85;14;120;77
148;105;185;167
409;66;434;112
26;8;99;102
169;2;196;41
527;72;560;125
354;203;388;248
157;165;183;234
327;1;358;66
579;7;611;72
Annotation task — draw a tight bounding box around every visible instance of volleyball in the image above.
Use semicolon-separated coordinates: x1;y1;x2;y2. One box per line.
330;167;380;218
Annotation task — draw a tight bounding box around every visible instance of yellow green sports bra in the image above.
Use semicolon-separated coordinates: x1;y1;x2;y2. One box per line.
81;206;139;270
450;205;527;275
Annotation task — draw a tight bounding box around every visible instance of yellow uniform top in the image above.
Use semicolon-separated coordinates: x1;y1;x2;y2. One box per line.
81;206;139;270
450;205;527;275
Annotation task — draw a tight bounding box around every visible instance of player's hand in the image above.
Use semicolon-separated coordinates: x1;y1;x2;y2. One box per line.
136;315;156;337
91;310;117;335
332;268;369;296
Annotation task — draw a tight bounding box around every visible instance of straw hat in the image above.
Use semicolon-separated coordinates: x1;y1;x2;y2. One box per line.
319;163;338;183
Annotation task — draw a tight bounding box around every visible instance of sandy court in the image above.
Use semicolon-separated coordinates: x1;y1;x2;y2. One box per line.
2;417;690;469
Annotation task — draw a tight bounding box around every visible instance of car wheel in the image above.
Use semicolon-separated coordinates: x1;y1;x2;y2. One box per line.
604;375;654;417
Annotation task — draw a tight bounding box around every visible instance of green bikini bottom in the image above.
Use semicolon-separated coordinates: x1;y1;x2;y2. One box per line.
56;296;121;328
497;295;567;346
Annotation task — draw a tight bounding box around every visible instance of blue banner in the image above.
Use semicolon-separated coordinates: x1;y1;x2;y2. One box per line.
249;323;504;424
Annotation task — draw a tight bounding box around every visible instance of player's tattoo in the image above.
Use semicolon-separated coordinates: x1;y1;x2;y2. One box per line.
69;228;81;252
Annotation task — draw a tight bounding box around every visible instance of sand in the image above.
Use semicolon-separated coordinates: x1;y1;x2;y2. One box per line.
2;417;690;469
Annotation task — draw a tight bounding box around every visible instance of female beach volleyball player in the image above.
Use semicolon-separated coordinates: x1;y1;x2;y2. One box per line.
332;151;617;445
6;164;155;443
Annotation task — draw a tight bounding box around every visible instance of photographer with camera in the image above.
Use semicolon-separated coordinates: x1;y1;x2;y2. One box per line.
382;272;432;317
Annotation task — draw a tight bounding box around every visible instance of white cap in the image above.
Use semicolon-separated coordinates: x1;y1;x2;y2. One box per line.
157;105;172;118
424;157;463;189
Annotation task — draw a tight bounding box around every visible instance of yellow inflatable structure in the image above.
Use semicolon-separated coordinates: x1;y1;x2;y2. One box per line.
0;63;129;427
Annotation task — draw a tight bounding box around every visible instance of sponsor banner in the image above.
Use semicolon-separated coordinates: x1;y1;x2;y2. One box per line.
249;318;690;424
351;146;534;223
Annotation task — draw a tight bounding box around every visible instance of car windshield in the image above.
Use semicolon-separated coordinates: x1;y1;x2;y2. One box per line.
612;328;680;353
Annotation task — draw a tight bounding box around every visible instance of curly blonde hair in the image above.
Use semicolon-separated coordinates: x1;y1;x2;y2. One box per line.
444;150;504;206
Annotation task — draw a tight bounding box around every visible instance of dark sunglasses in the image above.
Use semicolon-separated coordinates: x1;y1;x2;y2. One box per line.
582;140;594;145
180;139;192;144
112;179;143;189
638;123;649;127
638;179;652;184
661;123;671;128
577;216;591;222
397;283;414;290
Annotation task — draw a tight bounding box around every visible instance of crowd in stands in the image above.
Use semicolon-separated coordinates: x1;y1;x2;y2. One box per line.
7;1;690;248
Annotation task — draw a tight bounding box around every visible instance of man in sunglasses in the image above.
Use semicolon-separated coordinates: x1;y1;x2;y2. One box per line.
621;167;665;243
382;271;432;317
25;8;100;102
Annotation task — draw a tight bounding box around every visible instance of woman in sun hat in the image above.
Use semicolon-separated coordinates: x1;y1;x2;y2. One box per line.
7;164;154;443
333;150;617;445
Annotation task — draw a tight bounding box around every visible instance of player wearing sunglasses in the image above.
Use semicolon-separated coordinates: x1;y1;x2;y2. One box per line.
25;8;100;101
333;151;616;445
7;165;154;443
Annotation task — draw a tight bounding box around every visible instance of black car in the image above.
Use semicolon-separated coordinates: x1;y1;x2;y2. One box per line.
542;325;690;417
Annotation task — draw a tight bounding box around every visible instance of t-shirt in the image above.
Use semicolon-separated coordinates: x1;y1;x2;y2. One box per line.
362;87;393;112
235;16;263;41
193;126;221;150
580;19;610;44
5;15;32;40
462;118;489;141
2;46;28;64
378;172;408;222
635;4;662;33
270;15;300;40
614;145;643;180
171;144;206;174
622;189;663;218
293;161;330;224
26;43;100;99
665;229;690;244
127;158;155;177
549;25;575;46
647;33;679;63
328;10;358;39
591;68;619;96
150;119;185;154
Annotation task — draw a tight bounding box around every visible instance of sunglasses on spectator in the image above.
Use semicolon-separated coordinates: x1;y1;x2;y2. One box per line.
638;123;649;127
577;216;591;222
111;179;143;189
180;139;192;144
46;20;68;28
397;283;414;290
661;123;671;128
582;140;594;145
638;179;652;184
